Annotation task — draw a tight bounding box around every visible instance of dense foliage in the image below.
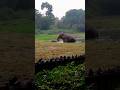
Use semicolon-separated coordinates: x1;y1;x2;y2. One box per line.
35;2;55;30
35;62;85;90
35;2;85;33
57;9;85;32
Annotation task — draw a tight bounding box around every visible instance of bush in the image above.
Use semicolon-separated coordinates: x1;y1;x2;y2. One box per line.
35;62;85;90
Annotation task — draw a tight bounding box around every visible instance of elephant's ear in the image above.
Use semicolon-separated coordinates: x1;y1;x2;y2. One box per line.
59;32;65;36
59;32;64;34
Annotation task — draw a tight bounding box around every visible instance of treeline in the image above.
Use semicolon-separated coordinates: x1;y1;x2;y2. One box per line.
35;2;85;33
86;0;120;17
57;9;85;32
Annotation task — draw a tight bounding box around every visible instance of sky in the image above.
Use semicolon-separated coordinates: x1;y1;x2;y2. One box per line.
35;0;85;19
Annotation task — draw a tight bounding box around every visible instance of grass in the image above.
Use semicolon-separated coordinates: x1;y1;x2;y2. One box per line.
0;19;34;33
35;62;85;90
35;33;85;62
35;33;85;41
35;28;81;34
35;41;85;62
35;34;58;41
35;33;85;89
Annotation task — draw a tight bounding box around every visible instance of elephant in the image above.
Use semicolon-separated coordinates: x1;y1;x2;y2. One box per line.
57;33;76;42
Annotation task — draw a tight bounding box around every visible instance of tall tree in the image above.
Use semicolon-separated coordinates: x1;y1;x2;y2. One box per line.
41;2;53;17
57;9;85;31
35;2;55;30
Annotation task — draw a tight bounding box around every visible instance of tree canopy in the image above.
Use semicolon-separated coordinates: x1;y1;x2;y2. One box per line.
57;9;85;32
35;2;55;30
35;2;85;33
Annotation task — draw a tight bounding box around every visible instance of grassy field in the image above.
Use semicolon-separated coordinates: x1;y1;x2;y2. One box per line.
35;33;85;89
35;34;57;41
35;41;85;62
35;33;85;41
35;33;85;62
35;28;82;34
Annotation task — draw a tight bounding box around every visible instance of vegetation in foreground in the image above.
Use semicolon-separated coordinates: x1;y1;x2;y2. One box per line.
35;62;85;90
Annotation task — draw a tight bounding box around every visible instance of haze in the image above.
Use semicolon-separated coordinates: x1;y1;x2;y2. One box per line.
35;0;85;19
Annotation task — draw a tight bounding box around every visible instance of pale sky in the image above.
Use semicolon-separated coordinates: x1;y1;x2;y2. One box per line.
35;0;85;19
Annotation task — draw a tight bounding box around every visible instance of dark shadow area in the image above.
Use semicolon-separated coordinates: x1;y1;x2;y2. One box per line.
35;55;85;73
0;0;35;89
86;0;120;90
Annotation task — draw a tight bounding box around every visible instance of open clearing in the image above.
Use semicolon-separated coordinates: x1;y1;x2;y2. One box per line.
35;33;85;62
35;41;85;62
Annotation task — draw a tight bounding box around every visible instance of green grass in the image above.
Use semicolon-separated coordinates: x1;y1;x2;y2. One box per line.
35;62;85;90
0;19;34;33
35;34;58;41
35;33;85;41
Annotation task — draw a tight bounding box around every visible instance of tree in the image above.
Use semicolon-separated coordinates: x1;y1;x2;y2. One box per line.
35;9;42;29
35;2;55;30
57;9;85;32
41;2;53;17
41;2;55;24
